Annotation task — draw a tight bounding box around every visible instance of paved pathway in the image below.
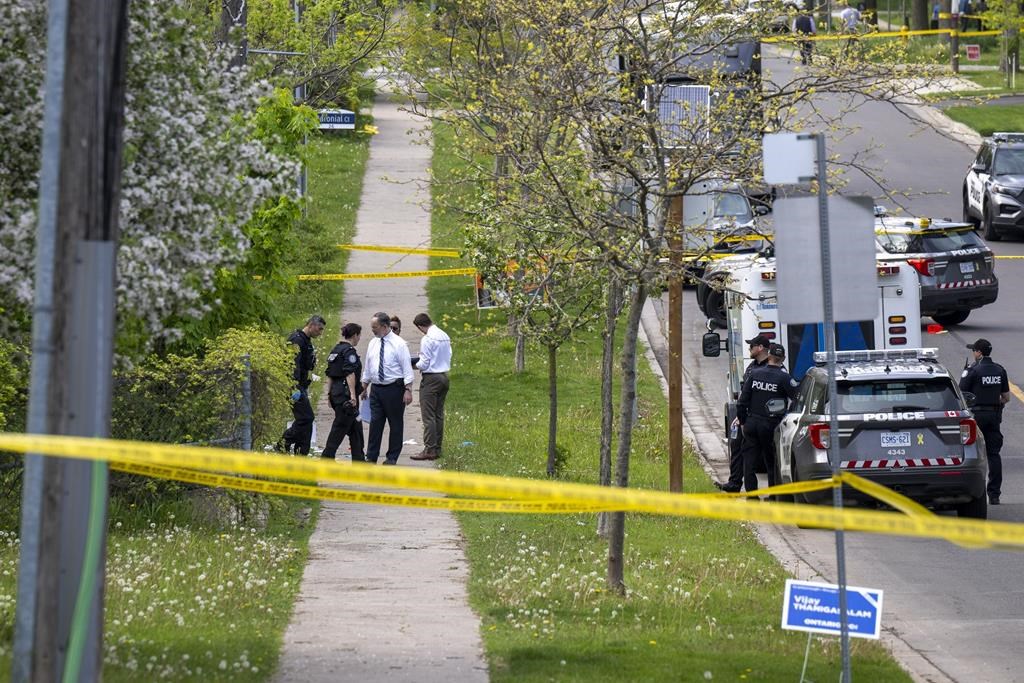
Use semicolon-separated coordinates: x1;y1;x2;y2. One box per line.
273;94;488;683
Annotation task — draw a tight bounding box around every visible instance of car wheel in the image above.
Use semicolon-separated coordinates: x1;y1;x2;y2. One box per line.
956;495;987;519
704;287;726;329
932;310;970;326
696;280;710;316
983;202;1002;241
963;189;979;228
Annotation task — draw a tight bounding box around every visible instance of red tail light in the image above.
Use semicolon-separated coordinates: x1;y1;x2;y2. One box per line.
907;258;935;276
809;423;830;450
960;418;977;446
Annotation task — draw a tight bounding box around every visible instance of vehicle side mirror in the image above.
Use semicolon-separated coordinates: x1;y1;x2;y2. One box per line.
963;391;977;408
765;398;788;417
972;162;987;173
752;204;771;216
702;332;723;357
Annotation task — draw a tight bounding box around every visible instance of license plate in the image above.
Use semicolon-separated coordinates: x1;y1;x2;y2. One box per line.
880;432;911;448
960;261;975;274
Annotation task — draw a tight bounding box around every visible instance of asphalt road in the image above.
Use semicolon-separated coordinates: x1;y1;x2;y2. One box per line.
677;51;1024;681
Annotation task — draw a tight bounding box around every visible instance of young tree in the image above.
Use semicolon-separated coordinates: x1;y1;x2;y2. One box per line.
402;0;947;592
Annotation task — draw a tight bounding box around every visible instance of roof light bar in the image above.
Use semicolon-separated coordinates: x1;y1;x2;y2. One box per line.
813;348;938;364
992;132;1024;143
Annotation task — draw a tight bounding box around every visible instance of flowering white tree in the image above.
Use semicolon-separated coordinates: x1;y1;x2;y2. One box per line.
0;0;299;346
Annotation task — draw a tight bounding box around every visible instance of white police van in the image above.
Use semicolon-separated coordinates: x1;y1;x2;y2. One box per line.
701;253;923;444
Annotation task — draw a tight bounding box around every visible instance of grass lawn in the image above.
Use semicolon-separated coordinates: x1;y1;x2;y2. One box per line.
426;125;913;681
0;131;370;680
945;102;1024;134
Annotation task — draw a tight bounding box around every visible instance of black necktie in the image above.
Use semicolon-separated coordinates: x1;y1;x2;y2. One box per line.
378;337;386;382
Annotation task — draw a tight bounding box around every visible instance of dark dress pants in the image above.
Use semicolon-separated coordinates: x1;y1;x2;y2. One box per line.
283;389;314;455
976;409;1003;497
727;425;744;488
741;417;779;493
366;383;405;464
322;397;364;461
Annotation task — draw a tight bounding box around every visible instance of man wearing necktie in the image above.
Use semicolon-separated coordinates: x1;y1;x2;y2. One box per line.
360;312;415;465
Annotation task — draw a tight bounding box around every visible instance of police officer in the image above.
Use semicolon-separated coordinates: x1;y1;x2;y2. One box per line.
322;322;365;461
960;338;1010;505
737;343;798;494
715;334;772;492
279;314;325;455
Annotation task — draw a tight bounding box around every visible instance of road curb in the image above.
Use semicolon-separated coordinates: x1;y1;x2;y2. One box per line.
639;296;957;683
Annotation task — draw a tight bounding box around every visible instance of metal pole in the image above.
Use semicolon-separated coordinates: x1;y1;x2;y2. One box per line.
12;0;71;675
294;0;307;202
241;354;253;451
815;133;852;682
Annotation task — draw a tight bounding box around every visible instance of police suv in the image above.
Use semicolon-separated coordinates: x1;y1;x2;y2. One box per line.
874;214;998;327
963;131;1024;241
773;349;988;519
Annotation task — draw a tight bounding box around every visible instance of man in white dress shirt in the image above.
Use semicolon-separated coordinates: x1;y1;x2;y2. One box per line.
410;313;452;461
359;312;415;465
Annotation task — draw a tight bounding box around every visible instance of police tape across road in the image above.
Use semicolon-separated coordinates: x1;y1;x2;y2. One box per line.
763;27;1001;43
296;267;477;281
3;433;1024;550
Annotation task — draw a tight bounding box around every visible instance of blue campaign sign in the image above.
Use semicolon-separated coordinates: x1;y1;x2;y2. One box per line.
317;109;356;130
781;579;883;640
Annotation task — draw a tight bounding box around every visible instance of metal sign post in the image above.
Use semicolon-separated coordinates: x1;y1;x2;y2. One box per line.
812;132;852;683
764;132;876;683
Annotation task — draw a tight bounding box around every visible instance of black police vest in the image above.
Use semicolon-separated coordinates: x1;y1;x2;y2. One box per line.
747;366;793;418
966;359;1005;406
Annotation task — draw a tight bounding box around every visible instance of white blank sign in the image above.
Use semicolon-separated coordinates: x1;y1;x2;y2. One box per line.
774;196;878;324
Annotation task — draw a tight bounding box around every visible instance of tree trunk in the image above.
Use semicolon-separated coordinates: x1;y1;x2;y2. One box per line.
911;0;929;30
606;284;648;593
597;277;621;538
218;0;248;68
546;343;558;476
514;325;526;373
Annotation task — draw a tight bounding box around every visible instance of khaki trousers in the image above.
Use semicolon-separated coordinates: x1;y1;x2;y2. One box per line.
419;372;450;454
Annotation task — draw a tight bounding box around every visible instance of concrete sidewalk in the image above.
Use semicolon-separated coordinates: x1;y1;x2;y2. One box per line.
273;95;488;683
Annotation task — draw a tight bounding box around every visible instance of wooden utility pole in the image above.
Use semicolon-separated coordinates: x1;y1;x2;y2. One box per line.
667;195;684;493
12;0;129;680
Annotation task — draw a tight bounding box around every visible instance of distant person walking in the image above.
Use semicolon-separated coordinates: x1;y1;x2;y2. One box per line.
411;313;452;461
793;11;817;65
322;322;365;461
360;312;415;465
840;3;861;31
959;338;1010;505
278;314;325;455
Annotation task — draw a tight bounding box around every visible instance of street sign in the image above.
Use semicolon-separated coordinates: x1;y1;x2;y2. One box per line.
966;44;981;61
762;133;817;184
781;579;883;640
317;109;356;130
773;195;878;324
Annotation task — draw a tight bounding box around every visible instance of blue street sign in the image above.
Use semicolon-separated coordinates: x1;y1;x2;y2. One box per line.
781;579;883;640
317;109;356;130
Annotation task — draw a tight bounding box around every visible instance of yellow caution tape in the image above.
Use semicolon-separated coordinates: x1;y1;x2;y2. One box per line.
764;27;1000;42
297;267;477;281
337;244;462;258
3;433;1023;549
995;255;1024;259
111;461;617;514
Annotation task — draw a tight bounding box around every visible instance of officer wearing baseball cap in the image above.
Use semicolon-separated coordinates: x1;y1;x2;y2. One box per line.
736;342;798;495
960;338;1010;504
715;334;772;492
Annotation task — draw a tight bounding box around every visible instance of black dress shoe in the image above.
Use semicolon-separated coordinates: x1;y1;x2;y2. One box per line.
714;481;741;493
990;495;1001;505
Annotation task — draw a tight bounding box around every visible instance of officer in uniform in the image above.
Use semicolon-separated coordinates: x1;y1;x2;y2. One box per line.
715;334;772;492
960;338;1010;504
737;343;798;494
322;322;365;461
279;314;325;455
